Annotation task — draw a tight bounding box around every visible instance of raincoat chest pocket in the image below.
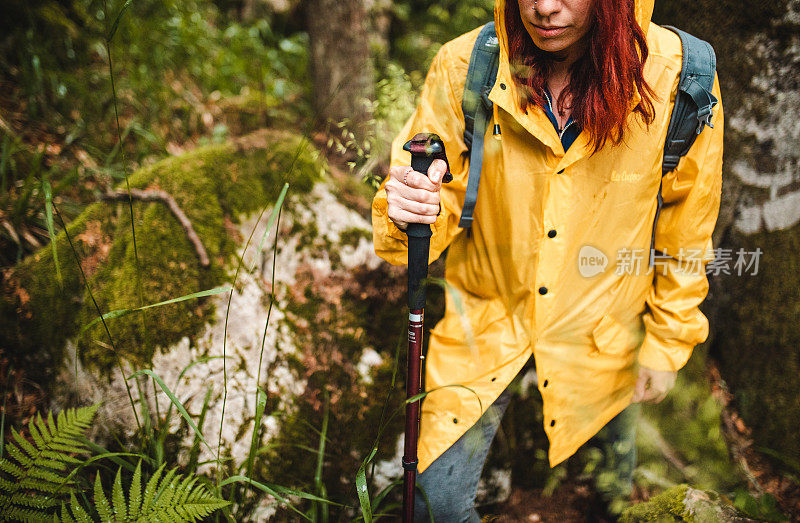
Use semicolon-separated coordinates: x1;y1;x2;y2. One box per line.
591;313;643;357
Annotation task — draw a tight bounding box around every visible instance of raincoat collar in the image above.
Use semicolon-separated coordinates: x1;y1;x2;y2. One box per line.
488;0;654;163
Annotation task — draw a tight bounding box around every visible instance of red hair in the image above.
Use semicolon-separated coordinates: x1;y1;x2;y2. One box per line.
504;0;656;153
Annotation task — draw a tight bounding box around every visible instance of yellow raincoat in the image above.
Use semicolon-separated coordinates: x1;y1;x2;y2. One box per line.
371;0;723;472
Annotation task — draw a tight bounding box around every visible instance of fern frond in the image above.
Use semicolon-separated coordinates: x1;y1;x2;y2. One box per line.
7;491;60;509
127;461;142;520
141;463;165;513
67;492;93;523
66;462;229;522
4;503;54;522
0;404;99;519
111;466;128;521
93;474;112;521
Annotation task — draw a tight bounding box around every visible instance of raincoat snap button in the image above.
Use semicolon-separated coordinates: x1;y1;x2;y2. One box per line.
550;420;556;427
547;229;557;238
557;169;565;174
491;377;496;382
500;82;507;90
453;418;458;424
543;379;549;387
538;286;548;295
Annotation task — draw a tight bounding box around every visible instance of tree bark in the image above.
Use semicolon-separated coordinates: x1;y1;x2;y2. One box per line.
654;0;800;469
304;0;375;141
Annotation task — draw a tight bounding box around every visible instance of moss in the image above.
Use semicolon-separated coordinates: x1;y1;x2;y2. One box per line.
620;484;689;522
289;219;320;253
1;130;326;379
711;223;800;472
621;485;746;522
339;226;372;249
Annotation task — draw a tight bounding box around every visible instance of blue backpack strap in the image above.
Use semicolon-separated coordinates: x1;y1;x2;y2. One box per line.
660;25;718;172
459;22;500;232
650;25;718;267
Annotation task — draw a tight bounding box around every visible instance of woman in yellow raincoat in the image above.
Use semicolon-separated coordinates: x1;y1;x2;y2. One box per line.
371;0;723;519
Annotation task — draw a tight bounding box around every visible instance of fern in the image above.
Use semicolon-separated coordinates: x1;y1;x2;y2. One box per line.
0;404;98;522
62;461;229;522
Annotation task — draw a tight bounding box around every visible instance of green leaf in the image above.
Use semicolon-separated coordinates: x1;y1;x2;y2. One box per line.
128;460;143;520
141;464;166;517
112;466;128;520
245;388;268;479
0;404;98;517
106;0;135;42
41;177;63;288
94;473;112;521
220;475;325;520
249;183;289;274
78;286;231;338
356;447;377;523
127;370;213;456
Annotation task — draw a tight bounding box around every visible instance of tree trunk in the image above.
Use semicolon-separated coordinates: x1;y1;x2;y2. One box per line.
654;0;800;469
304;0;375;141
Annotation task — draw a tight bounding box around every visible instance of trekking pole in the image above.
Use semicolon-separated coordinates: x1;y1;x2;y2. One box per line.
400;133;451;522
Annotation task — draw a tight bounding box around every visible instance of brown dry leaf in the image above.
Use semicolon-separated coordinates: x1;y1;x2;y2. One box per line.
75;220;112;276
76;220;103;247
75;149;98;169
15;286;30;307
166;142;185;156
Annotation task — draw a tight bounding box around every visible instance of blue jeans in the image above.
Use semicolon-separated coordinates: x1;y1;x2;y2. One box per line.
413;376;640;522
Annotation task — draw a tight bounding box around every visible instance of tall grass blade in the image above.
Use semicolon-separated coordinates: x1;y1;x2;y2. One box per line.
78;286;232;338
245;388;267;480
356;447;376;522
220;476;309;520
41;177;62;288
106;0;136;42
51;203;141;431
249;183;289;275
77;436;151;473
188;386;213;474
128;370;214;457
314;389;330;523
217;184;289;488
156;356;224;459
0;364;10;460
370;478;400;514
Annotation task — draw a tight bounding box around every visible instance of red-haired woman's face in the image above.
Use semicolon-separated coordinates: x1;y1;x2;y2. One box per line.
517;0;595;56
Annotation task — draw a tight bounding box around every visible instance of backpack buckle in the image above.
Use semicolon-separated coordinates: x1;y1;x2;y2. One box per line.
481;85;494;111
695;105;714;134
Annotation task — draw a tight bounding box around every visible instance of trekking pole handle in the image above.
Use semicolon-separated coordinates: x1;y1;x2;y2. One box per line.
402;133;451;309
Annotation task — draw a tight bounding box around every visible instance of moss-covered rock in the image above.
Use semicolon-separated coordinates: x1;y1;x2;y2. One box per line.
1;130;325;379
621;484;744;522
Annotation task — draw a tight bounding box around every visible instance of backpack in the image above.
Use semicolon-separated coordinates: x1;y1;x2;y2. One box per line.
457;22;718;266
